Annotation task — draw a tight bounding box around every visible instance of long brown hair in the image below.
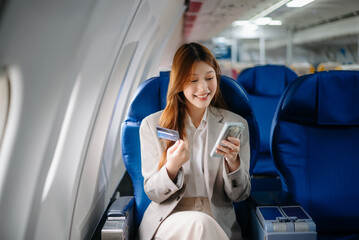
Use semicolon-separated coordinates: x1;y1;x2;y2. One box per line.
158;42;226;169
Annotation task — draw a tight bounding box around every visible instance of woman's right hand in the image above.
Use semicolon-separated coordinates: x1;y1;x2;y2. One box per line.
165;139;189;181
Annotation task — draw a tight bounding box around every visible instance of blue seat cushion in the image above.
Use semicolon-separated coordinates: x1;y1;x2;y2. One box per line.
238;65;297;97
279;71;359;125
237;65;297;178
249;95;279;152
317;72;359;125
273;121;359;233
121;121;151;228
272;71;359;234
251;152;278;176
121;72;260;228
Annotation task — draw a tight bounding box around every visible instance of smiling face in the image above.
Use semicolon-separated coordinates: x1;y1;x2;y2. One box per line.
183;61;218;114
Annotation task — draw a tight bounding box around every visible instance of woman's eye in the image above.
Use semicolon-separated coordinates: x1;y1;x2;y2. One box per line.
191;80;198;83
205;77;214;81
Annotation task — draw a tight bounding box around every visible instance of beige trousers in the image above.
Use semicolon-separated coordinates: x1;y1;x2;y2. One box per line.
154;197;229;240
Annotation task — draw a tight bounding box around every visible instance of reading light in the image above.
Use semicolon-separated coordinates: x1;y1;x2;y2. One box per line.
286;0;315;8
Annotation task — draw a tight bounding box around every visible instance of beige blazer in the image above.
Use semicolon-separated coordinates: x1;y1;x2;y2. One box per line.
138;107;251;240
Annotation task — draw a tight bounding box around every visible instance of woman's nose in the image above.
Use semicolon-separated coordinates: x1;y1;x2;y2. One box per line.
198;79;208;91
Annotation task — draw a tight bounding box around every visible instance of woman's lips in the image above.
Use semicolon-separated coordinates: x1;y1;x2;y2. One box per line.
195;93;210;100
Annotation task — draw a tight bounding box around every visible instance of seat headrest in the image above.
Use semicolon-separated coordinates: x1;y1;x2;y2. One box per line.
127;71;169;122
237;65;298;97
278;70;359;125
127;72;254;122
220;75;253;117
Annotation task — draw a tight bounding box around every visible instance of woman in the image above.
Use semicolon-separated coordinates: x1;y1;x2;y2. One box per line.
138;42;251;240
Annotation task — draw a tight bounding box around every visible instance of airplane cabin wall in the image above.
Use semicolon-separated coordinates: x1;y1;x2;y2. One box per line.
158;13;184;71
0;0;185;239
70;0;185;239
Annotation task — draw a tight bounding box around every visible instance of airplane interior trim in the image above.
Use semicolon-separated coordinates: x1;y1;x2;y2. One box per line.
0;67;10;147
1;0;359;239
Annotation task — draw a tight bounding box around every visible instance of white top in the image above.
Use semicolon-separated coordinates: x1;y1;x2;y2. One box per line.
182;108;208;197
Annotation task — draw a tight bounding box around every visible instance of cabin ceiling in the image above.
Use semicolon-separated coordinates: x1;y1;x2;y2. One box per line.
184;0;359;42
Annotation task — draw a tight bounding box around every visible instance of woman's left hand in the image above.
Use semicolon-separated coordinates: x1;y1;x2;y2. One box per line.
216;137;240;172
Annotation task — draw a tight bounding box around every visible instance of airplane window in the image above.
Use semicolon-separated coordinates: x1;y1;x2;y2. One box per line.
0;67;10;147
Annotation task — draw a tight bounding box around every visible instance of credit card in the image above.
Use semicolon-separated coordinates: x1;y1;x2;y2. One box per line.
156;127;180;142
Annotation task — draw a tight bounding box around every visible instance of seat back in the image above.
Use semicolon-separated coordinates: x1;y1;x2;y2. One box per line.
121;71;259;228
237;65;297;176
271;71;359;234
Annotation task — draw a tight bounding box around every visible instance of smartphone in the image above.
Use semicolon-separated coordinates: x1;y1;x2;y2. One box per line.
210;122;245;158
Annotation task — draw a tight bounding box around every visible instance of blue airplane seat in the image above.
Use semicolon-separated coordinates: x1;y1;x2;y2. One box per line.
237;65;298;177
271;71;359;239
121;71;259;234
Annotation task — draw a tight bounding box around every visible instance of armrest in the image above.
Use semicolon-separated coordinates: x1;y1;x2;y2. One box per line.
107;196;135;218
249;191;317;240
250;191;298;207
102;196;135;240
